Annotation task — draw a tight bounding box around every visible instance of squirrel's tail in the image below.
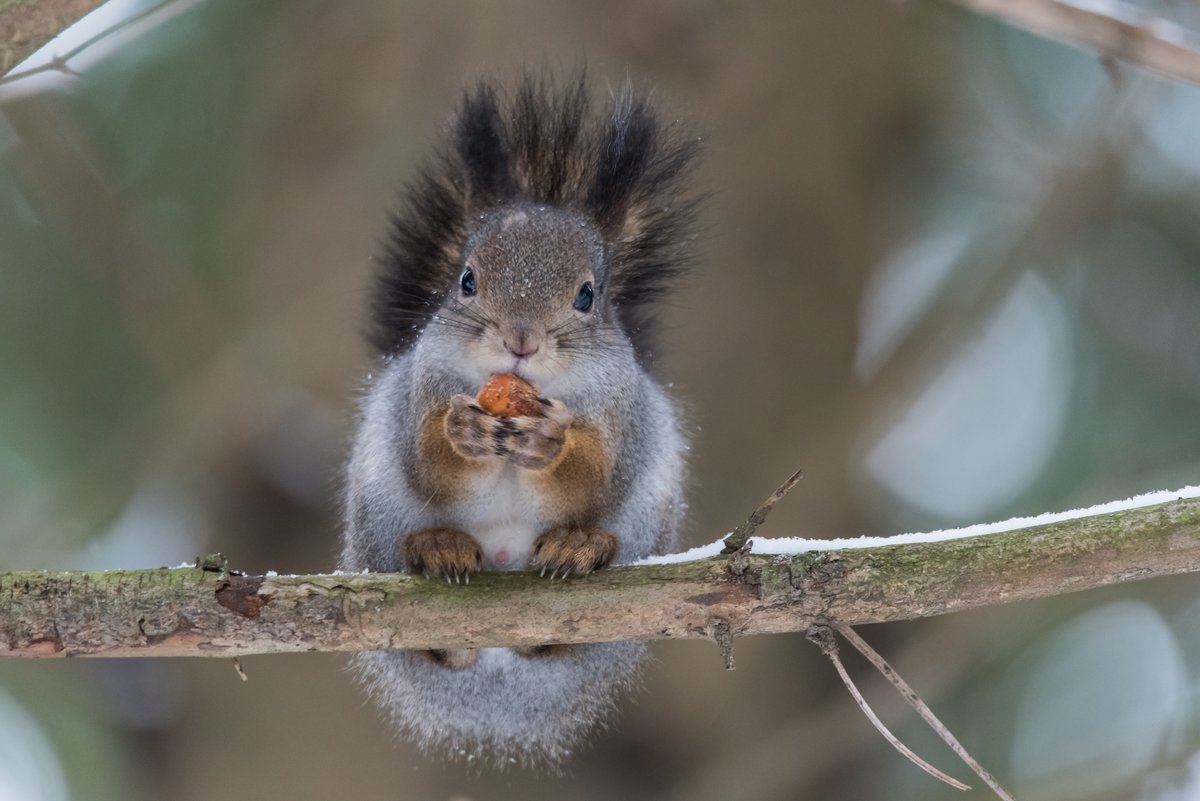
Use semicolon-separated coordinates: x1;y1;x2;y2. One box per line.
353;642;646;767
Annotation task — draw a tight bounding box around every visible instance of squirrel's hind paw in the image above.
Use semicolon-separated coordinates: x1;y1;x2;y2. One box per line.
530;527;619;578
419;648;481;670
403;528;483;582
513;643;578;659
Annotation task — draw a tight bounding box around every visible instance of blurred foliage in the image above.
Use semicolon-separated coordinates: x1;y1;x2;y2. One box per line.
1;1;1199;800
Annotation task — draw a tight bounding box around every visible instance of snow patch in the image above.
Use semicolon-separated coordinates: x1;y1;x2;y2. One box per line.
636;485;1200;565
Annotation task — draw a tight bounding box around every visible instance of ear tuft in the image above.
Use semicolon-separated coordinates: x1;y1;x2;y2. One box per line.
455;83;516;212
371;71;702;362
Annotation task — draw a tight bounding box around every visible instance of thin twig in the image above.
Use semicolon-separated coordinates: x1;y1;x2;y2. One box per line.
1;0;178;85
721;468;803;552
708;618;735;670
942;0;1200;87
836;624;1016;801
806;626;971;792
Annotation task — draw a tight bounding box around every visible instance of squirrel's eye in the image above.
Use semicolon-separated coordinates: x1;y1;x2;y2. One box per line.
573;281;594;312
459;268;476;297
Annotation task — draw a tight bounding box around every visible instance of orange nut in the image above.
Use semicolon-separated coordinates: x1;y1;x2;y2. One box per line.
477;373;543;418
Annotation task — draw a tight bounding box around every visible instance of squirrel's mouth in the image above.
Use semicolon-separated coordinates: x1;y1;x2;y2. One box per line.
479;334;561;386
506;352;561;387
508;357;534;381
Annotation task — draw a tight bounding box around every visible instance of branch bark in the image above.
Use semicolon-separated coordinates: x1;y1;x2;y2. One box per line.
2;494;1198;658
943;0;1200;86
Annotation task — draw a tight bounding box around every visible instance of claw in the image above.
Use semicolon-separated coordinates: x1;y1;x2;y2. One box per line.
445;575;451;585
549;568;558;580
464;573;470;585
540;565;547;577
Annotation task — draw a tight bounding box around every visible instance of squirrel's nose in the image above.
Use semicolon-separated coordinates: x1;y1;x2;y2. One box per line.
504;328;541;359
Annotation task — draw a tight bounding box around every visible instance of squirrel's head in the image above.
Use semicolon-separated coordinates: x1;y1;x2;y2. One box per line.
370;72;701;380
431;204;615;386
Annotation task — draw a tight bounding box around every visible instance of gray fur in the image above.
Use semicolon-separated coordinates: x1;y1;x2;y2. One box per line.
343;87;690;768
355;643;647;766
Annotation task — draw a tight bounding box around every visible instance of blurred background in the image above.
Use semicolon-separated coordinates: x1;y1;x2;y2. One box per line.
2;1;1200;799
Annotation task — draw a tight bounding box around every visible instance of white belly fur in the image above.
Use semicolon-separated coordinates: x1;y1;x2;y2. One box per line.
452;466;544;571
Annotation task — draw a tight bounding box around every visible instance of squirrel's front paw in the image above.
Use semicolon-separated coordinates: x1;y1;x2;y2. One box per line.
403;528;483;583
445;394;571;470
530;526;619;578
444;395;499;459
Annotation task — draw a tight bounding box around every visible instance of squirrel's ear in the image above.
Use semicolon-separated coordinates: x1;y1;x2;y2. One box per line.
455;83;516;214
585;89;657;237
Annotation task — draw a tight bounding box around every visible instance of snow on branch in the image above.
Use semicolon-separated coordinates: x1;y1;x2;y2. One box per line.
945;0;1200;85
2;488;1198;659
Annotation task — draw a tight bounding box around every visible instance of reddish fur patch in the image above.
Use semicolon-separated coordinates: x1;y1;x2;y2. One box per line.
532;424;613;523
409;405;484;504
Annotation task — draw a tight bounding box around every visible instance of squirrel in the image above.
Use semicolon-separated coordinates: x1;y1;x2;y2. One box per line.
340;72;699;767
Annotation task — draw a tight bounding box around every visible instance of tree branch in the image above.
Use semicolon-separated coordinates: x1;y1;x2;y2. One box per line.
943;0;1200;86
2;493;1198;658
